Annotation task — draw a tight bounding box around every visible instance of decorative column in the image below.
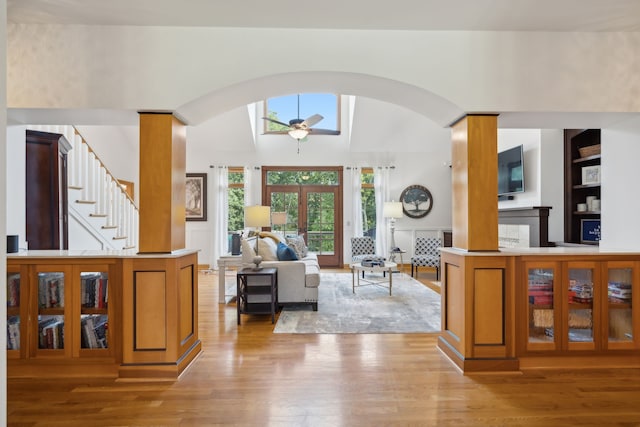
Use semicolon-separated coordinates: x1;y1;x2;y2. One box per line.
451;115;499;251
138;112;186;253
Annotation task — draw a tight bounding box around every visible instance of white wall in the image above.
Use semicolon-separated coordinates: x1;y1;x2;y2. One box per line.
600;117;640;250
1;0;8;419
5;125;25;247
74;126;139;204
7;26;640;126
539;129;565;243
497;128;565;245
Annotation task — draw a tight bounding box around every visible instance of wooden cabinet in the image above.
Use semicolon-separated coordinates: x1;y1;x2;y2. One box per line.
522;259;638;356
7;259;119;376
7;250;200;379
564;129;601;244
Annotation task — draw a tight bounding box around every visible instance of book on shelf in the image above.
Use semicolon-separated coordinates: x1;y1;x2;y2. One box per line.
81;273;108;309
38;317;64;349
81;315;108;349
7;273;20;307
6;316;20;350
38;273;65;309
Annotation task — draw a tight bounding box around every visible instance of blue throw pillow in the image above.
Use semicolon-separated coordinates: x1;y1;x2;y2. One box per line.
276;241;299;261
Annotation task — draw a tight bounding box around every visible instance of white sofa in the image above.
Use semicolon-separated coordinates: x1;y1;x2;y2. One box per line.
241;234;320;310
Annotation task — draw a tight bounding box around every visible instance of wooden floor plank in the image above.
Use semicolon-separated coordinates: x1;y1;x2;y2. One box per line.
7;269;640;426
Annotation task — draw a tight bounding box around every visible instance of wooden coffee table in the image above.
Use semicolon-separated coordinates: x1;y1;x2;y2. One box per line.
350;262;397;295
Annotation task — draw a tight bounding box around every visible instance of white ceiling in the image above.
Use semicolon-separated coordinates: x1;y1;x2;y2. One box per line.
8;0;640;31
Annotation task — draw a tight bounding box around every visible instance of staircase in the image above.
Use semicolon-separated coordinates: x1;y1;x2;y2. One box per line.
27;125;138;251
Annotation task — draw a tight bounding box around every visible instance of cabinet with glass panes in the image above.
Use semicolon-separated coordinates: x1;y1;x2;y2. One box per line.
604;262;636;350
7;260;116;371
6;266;27;358
526;262;560;352
522;259;638;355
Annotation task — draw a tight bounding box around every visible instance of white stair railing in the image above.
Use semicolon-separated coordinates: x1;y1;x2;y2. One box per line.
27;125;139;250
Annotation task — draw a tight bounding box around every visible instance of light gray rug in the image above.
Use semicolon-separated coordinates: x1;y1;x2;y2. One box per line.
273;272;441;334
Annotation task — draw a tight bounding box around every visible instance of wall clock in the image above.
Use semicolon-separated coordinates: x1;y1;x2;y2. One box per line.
400;185;433;218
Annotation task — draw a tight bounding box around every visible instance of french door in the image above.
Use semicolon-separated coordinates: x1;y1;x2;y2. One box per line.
263;167;343;268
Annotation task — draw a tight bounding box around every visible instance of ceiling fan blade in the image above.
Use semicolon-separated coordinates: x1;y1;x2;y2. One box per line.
262;116;291;128
302;114;323;128
309;128;340;135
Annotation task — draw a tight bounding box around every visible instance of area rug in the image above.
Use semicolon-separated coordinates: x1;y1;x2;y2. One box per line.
273;272;441;334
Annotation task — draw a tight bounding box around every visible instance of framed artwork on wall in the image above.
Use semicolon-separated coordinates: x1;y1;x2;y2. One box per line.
186;173;207;221
400;184;433;219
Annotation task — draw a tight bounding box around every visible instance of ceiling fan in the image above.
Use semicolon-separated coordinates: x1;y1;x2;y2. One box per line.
262;94;339;152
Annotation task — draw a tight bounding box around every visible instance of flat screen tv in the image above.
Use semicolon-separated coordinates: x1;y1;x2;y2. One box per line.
498;145;525;196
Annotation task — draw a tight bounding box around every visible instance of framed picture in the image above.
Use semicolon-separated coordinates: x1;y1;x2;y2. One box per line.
400;184;433;218
581;219;601;244
186;173;207;221
581;165;601;185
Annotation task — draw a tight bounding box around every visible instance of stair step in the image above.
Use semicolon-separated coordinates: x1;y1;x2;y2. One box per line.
76;200;97;205
89;213;108;218
102;225;118;229
69;185;83;190
113;236;127;240
123;245;136;250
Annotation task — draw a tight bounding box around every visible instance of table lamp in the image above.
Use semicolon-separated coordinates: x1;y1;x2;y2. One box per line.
383;201;403;250
244;205;271;269
271;211;287;236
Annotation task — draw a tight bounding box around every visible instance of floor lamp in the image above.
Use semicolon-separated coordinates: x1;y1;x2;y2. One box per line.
383;201;403;259
245;205;271;270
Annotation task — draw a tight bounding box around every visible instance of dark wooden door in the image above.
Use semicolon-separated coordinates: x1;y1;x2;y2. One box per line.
25;130;69;249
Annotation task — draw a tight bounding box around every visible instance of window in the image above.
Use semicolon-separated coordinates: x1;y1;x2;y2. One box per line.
264;93;340;134
361;168;376;238
228;167;244;232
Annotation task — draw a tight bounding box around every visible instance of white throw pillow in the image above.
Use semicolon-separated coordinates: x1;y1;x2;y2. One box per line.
257;237;279;261
240;238;256;264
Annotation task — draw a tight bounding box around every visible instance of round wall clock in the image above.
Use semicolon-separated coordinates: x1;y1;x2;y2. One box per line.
400;185;433;218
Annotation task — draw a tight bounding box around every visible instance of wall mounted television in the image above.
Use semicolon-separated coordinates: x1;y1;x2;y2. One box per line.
498;144;525;196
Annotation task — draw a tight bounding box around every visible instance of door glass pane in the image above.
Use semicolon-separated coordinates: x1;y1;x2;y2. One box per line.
528;268;555;343
307;192;335;255
270;191;299;236
608;268;633;343
7;272;21;350
568;268;594;343
38;271;65;349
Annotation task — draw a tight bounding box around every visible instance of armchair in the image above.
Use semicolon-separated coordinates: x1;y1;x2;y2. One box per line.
411;237;442;280
350;236;386;277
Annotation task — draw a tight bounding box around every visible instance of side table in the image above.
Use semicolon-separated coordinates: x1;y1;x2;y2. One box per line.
236;267;278;325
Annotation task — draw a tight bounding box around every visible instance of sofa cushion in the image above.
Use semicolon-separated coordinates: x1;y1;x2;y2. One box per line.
240;238;256;264
276;242;299;261
286;235;308;258
257;237;279;261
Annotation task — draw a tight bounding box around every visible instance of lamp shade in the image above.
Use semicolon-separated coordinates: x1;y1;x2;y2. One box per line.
383;201;403;219
271;211;287;225
245;205;271;228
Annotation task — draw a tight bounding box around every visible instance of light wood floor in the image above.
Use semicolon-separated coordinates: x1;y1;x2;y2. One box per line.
8;268;640;426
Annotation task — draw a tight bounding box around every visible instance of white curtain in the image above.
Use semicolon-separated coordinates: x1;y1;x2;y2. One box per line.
374;167;391;257
350;167;364;237
212;166;229;268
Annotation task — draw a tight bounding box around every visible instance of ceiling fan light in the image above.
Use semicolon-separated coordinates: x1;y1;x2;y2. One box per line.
288;128;309;140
